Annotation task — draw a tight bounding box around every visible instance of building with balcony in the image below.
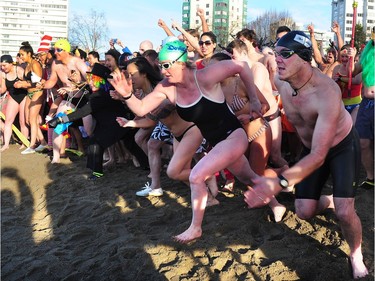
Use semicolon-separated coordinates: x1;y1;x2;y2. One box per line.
182;0;247;45
332;0;374;43
0;0;69;57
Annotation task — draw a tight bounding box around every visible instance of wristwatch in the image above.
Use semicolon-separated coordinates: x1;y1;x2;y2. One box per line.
278;174;289;189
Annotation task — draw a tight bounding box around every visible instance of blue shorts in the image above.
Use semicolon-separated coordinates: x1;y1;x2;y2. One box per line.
355;98;374;140
344;103;360;114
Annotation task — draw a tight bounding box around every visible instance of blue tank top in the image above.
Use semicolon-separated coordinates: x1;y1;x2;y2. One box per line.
176;71;242;146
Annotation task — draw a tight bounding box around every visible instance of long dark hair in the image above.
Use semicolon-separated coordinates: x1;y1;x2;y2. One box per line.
126;56;162;88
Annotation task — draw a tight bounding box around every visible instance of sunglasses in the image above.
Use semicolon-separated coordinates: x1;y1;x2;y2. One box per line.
199;40;212;46
158;49;187;70
54;48;64;53
274;49;295;59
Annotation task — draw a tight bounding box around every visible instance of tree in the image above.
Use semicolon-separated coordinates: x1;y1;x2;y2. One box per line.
247;10;296;47
68;9;109;53
354;24;366;50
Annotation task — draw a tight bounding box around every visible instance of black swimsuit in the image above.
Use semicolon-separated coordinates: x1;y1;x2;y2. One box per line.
5;66;28;104
176;70;243;146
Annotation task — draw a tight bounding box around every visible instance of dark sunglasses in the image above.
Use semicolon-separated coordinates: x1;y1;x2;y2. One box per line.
274;49;295;59
198;40;212;46
54;48;64;53
158;49;187;70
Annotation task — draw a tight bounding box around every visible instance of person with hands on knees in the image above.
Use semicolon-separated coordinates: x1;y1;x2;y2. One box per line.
110;40;262;244
244;31;368;279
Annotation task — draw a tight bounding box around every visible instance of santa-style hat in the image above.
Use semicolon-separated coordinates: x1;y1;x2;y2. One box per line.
37;35;53;53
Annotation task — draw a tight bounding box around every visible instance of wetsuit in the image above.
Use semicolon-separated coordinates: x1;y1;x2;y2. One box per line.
5;67;27;104
176;71;243;146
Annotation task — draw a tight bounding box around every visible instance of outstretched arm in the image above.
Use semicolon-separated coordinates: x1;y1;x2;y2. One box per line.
109;72;168;117
308;24;324;65
171;19;204;57
197;8;209;32
158;19;175;37
332;22;344;61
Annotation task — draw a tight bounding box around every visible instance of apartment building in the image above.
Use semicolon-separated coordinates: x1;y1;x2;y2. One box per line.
332;0;374;43
0;0;69;57
182;0;247;45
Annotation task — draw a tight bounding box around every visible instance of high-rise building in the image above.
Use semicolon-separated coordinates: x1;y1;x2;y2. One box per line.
331;0;374;43
0;0;69;57
182;0;247;45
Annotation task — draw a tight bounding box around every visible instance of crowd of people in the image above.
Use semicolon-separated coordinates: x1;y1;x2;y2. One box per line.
1;12;373;279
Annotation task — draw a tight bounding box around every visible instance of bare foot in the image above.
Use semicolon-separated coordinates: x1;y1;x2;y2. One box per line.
350;253;368;279
19;144;26;150
51;159;60;164
206;197;220;207
103;160;115;168
116;157;126;164
271;204;287;222
0;145;9;152
206;176;218;198
132;156;140;168
173;226;202;244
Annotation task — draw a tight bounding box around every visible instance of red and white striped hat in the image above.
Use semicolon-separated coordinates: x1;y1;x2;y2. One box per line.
37;35;53;53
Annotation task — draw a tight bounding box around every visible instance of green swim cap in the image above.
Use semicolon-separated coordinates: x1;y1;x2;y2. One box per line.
159;40;187;63
54;38;71;53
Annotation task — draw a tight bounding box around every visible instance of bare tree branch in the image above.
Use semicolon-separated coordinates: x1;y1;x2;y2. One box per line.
68;9;109;52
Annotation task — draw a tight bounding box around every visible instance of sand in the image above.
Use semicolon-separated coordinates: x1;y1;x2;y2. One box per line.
1;144;374;281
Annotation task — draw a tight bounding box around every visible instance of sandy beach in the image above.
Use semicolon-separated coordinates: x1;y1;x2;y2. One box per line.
1;144;374;280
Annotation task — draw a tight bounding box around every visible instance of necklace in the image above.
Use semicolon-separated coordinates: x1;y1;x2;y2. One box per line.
292;68;314;97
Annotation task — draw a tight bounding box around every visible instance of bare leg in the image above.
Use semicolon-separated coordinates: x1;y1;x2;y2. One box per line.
103;145;116;168
174;129;250;243
51;132;63;163
359;139;374;181
334;198;368;279
1;97;19;151
269;117;289;167
206;175;219;207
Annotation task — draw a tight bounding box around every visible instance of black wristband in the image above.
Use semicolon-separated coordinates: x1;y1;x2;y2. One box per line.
123;92;133;100
278;174;289;189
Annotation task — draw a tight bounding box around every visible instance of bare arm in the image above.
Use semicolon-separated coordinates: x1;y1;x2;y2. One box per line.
109;72;169;117
116;116;156;128
42;61;59;89
197;8;209;32
158;19;175;37
0;73;6;94
201;60;262;115
308;24;324;65
171;20;204;57
332;22;344;61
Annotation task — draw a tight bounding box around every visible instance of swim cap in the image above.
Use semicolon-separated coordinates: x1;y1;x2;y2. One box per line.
161;36;179;47
54;38;71;53
276;31;312;62
158;40;187;63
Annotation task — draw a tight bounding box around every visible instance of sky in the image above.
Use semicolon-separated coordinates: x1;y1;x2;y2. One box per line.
69;0;333;53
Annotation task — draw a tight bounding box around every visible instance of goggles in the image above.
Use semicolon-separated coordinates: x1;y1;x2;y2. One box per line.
158;49;187;70
274;49;296;59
